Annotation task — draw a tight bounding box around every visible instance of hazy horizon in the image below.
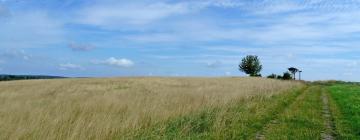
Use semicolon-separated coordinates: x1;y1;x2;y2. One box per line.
1;0;360;81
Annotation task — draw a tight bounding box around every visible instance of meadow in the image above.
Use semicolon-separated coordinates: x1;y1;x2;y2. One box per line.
0;77;303;139
0;77;358;139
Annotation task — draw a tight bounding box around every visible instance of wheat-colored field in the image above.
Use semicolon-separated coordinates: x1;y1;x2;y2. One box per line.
0;77;303;139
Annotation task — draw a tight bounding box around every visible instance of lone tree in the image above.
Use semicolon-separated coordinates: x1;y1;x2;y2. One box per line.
239;55;262;77
288;67;299;80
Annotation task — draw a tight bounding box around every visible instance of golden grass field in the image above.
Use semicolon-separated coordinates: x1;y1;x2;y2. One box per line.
0;77;303;139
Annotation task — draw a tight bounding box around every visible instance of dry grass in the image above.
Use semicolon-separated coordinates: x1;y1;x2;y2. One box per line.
0;77;303;139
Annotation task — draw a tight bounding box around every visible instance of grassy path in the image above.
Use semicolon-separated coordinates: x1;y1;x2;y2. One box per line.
320;88;336;140
260;86;327;139
255;86;309;140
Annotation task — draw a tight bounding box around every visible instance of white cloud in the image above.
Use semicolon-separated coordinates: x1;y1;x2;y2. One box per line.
103;0;360;46
113;15;325;44
97;57;134;68
206;45;358;57
77;2;191;27
75;0;249;28
59;63;85;70
39;0;357;48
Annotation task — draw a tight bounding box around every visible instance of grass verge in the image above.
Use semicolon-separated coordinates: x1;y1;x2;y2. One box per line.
327;84;360;139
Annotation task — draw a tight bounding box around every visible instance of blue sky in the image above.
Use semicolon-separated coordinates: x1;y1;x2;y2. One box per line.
1;0;360;81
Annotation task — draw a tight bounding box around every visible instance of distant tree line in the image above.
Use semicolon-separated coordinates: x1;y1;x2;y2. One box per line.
0;75;66;81
239;55;302;80
266;72;292;80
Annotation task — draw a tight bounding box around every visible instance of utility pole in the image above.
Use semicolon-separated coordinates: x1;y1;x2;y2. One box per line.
299;70;302;80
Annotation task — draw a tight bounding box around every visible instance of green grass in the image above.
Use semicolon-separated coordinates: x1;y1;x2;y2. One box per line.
263;86;325;140
327;84;360;139
124;87;306;140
